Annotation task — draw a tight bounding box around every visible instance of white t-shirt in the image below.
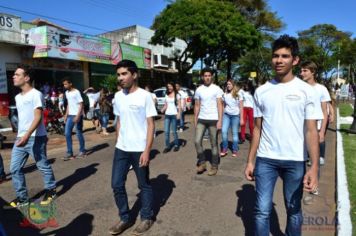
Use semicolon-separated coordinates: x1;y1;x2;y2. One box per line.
66;89;83;116
311;83;331;130
254;77;319;161
223;92;243;116
194;84;223;120
178;90;188;111
164;94;180;115
87;92;99;108
242;90;254;108
113;88;157;152
151;92;157;102
15;88;47;137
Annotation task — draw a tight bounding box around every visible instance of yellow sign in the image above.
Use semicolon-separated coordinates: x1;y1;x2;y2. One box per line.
250;72;257;78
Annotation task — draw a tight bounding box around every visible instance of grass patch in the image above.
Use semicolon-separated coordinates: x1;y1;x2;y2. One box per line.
340;124;356;234
339;103;354;117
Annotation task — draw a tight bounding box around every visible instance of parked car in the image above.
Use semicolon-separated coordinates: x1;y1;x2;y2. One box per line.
153;87;194;113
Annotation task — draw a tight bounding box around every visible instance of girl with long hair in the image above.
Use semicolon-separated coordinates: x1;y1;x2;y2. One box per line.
220;80;244;157
161;81;181;153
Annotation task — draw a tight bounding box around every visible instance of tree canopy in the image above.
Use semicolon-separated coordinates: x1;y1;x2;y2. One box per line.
150;0;261;79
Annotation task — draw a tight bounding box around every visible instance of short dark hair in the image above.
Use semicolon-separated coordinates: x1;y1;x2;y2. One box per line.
62;76;73;84
272;34;299;57
116;60;138;74
17;64;33;83
201;67;214;76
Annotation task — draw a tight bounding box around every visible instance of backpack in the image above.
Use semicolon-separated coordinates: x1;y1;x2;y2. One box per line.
80;92;90;113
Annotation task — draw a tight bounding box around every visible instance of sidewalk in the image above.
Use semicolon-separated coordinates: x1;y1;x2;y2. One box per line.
301;122;337;235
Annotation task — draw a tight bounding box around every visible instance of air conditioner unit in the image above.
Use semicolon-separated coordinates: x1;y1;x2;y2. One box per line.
153;54;169;68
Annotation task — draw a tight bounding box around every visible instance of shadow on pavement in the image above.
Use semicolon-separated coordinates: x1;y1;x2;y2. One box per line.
155;130;164;137
31;163;99;200
130;174;176;222
236;184;284;236
22;158;56;175
43;213;94;236
149;149;160;161
86;143;110;155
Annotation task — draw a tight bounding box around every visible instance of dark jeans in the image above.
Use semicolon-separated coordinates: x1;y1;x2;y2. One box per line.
254;157;305;236
194;119;219;167
111;148;153;222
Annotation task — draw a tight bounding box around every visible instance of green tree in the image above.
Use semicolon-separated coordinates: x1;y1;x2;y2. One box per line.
100;74;117;92
151;0;261;80
297;24;352;80
338;38;356;83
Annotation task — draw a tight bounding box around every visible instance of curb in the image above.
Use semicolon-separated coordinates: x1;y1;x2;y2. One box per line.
336;107;353;235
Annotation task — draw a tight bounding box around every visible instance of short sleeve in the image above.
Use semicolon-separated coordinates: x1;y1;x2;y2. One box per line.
77;91;83;103
194;88;200;100
321;86;331;102
146;93;158;118
216;87;223;99
305;89;321;120
253;92;262;118
33;91;44;110
113;95;120;116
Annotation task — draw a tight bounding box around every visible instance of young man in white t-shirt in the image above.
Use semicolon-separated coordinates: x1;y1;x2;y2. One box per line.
194;68;223;176
300;61;332;166
10;64;56;207
62;77;86;160
109;60;157;235
244;35;320;236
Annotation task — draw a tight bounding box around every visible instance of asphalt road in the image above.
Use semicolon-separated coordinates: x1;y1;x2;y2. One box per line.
0;114;336;236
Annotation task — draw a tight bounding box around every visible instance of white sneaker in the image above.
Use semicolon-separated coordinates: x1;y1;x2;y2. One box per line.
319;157;325;166
179;128;183;132
129;165;133;170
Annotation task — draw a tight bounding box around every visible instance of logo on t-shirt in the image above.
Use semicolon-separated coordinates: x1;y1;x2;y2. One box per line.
285;94;301;101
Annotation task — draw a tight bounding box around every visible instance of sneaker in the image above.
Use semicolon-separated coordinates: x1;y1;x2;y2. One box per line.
132;219;154;235
320;157;325;166
220;149;228;157
232;151;238;157
41;188;57;205
8;198;29;209
196;163;207;174
62;154;75;161
179;128;183;133
163;148;170;153
208;166;218;176
109;221;134;235
173;146;179;152
129;165;133;170
76;152;87;159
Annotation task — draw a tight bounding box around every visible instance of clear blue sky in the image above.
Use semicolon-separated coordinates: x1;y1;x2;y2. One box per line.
0;0;355;37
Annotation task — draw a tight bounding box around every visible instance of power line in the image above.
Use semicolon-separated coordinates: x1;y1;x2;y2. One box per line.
0;4;112;32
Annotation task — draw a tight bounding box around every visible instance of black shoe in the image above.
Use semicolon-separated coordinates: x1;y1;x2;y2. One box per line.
173;146;179;152
163;148;170;153
8;198;29;209
109;221;134;235
41;188;57;205
238;139;245;144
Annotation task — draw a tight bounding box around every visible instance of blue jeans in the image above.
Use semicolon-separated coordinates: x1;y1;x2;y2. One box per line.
65;115;85;155
164;115;179;148
178;111;185;129
0;153;5;177
100;113;110;129
10;136;56;201
111;148;153;222
254;157;305;236
221;113;240;152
